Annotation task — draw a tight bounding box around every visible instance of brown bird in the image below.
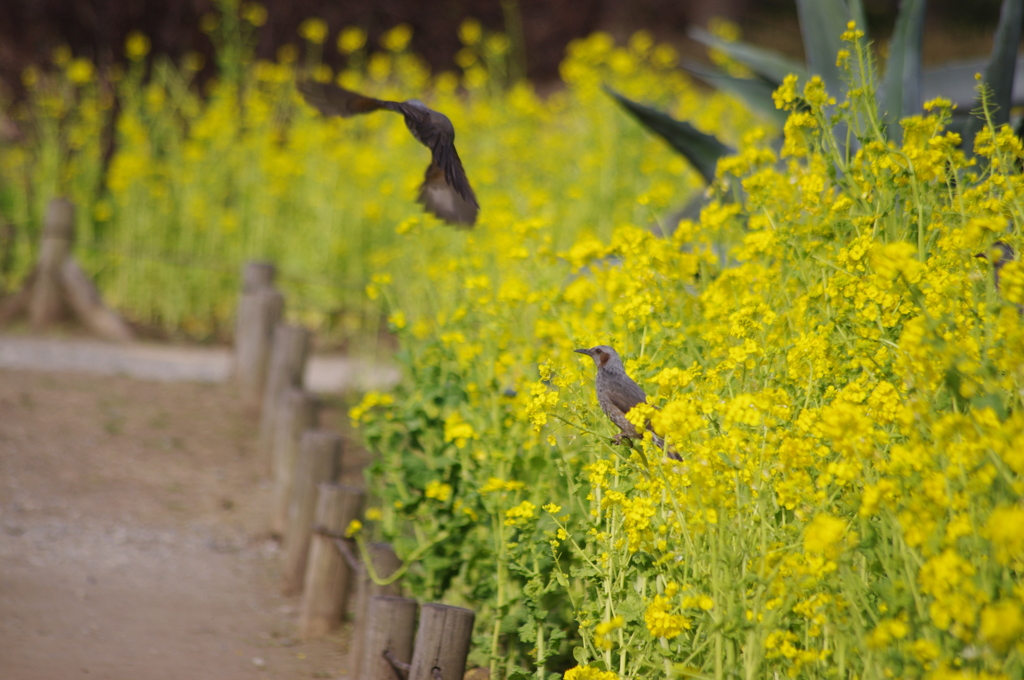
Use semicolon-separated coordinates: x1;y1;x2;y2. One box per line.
976;240;1023;313
575;345;680;460
297;81;479;227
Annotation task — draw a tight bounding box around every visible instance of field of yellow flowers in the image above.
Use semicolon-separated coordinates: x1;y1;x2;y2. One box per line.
3;7;1023;679
0;12;732;344
351;26;1024;680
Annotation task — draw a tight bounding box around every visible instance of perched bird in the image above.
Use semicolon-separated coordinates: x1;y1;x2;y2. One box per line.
297;81;479;227
575;345;680;460
977;241;1016;290
976;240;1023;313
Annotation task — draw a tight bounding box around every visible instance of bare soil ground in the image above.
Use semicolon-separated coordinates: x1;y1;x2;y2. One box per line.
0;367;368;680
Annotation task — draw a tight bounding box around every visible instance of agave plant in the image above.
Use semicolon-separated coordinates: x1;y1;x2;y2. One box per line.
610;0;1023;187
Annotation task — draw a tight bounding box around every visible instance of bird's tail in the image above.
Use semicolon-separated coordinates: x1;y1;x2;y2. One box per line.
648;429;681;461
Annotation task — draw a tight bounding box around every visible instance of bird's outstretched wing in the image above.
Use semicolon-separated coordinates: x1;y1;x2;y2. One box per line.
298;81;479;227
418;163;478;227
389;102;479;222
297;81;392;117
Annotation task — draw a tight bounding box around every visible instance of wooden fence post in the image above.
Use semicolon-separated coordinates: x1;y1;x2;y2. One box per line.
348;542;403;680
60;258;135;342
0;222;14;288
359;596;418;680
0;197;133;340
282;429;341;595
409;603;475;680
298;484;364;639
234;261;283;410
0;197;134;340
29;198;74;328
258;323;310;460
270;388;318;536
242;260;276;292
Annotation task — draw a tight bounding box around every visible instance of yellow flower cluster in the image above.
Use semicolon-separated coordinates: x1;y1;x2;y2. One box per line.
353;26;1024;680
644;595;691;639
563;667;619;680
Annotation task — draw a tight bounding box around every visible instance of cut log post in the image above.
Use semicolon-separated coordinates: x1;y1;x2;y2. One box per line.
348;542;403;680
359;596;417;680
242;260;276;292
258;323;310;462
234;261;284;410
1;222;15;287
298;484;364;639
409;604;475;680
270;388;318;536
29;198;74;328
1;197;134;340
60;258;134;342
282;429;341;595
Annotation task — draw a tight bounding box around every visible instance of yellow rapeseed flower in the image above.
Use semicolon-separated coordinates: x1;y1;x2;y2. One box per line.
458;19;482;46
382;23;413;52
299;18;328;45
125;31;151;61
564;667;619;680
66;58;94;85
241;2;267;26
424;480;452;503
337;26;367;53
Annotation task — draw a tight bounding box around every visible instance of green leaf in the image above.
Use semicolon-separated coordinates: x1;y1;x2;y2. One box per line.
963;0;1023;149
922;61;990;109
683;61;789;126
796;0;855;96
604;86;734;185
688;27;808;85
880;0;927;141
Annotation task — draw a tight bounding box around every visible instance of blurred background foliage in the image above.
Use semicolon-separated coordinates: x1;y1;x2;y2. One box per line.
0;0;1011;348
0;0;1010;97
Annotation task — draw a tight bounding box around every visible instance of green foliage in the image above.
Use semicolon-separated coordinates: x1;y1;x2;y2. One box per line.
613;0;1024;186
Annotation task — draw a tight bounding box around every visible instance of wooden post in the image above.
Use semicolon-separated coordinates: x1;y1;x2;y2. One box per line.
282;429;341;595
1;222;15;287
0;197;133;339
359;596;418;680
60;259;134;342
270;388;318;536
234;261;284;409
258;323;310;460
242;260;276;292
298;484;364;639
29;198;74;328
409;604;475;680
348;542;403;680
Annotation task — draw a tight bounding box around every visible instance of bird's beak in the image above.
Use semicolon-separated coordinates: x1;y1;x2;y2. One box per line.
574;348;592;356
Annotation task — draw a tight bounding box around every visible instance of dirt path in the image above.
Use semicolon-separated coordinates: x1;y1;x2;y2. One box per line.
0;366;369;680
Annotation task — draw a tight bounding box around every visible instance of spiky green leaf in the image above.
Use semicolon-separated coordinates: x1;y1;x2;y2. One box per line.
604;86;734;185
687;27;808;86
683;62;789;126
795;0;854;96
880;0;927;141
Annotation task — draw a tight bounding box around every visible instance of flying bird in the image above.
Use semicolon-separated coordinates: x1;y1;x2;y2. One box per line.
575;345;681;460
297;81;479;227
